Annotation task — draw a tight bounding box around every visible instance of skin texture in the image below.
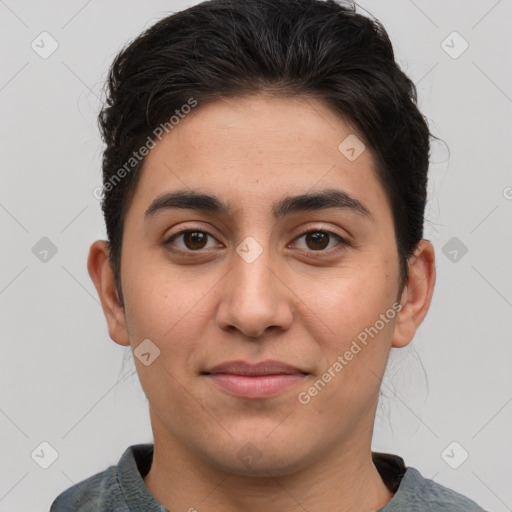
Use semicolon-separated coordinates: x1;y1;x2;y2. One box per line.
88;94;436;512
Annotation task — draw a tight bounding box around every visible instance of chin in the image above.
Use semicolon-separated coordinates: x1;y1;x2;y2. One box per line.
205;436;315;478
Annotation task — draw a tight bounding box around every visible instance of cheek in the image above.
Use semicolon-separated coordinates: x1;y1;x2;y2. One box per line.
123;276;171;341
304;262;397;344
299;276;396;421
121;255;219;363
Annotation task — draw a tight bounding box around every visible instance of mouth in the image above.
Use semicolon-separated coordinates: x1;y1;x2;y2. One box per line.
201;360;309;399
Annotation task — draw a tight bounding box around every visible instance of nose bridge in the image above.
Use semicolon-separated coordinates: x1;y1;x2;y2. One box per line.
234;235;274;297
216;232;292;338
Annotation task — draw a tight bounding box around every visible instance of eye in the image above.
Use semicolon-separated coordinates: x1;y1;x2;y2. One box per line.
291;229;348;253
164;228;349;256
165;230;221;253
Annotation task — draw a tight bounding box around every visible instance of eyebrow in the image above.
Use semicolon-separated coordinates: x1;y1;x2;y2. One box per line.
144;188;375;222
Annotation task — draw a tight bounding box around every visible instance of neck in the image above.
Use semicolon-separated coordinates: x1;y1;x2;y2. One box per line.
143;415;394;512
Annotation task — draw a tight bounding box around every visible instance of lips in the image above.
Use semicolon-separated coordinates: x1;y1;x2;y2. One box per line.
204;360;307;376
202;360;309;399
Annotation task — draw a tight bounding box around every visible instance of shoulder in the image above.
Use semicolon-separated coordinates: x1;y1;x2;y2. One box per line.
49;443;153;511
49;465;118;511
385;466;488;511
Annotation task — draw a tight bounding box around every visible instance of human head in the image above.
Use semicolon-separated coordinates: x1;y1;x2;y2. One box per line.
87;0;436;485
97;0;433;304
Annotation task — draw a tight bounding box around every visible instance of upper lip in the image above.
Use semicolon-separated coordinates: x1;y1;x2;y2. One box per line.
202;360;308;376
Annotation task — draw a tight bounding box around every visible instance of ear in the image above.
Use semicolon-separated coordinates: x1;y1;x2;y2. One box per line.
87;240;130;346
392;239;436;348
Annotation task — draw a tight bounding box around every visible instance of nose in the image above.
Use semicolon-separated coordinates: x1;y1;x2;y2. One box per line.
215;240;293;340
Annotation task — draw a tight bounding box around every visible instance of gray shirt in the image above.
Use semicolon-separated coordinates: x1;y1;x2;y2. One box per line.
49;444;488;511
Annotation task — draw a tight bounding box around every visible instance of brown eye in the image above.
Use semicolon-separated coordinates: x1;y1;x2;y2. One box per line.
292;230;348;254
166;230;220;252
182;231;208;250
305;231;330;250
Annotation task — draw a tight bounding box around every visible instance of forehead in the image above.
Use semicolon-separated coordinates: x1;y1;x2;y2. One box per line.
128;94;391;221
165;94;369;167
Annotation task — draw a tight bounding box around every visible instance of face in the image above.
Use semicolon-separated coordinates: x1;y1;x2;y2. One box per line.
99;94;413;475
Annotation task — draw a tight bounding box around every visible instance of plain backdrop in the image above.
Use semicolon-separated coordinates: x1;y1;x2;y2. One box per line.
0;1;511;510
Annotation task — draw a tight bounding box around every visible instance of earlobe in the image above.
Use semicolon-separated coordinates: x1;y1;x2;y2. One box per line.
392;239;436;348
87;240;131;347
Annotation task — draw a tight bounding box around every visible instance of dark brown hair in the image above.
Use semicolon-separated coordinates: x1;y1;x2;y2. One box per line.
98;0;434;303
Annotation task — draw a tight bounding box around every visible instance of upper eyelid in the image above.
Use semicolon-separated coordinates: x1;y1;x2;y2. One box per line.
293;226;347;241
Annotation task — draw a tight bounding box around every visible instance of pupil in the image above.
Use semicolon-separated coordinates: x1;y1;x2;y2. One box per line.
308;232;328;250
185;231;207;250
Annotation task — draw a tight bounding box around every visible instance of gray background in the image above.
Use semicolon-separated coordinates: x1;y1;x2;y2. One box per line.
1;1;511;510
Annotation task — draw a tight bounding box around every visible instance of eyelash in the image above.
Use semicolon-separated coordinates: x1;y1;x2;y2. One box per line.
164;227;350;257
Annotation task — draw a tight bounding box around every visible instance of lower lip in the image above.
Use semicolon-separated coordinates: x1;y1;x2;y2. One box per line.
205;373;306;399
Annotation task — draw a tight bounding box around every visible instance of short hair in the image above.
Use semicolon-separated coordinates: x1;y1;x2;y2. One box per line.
98;0;434;303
